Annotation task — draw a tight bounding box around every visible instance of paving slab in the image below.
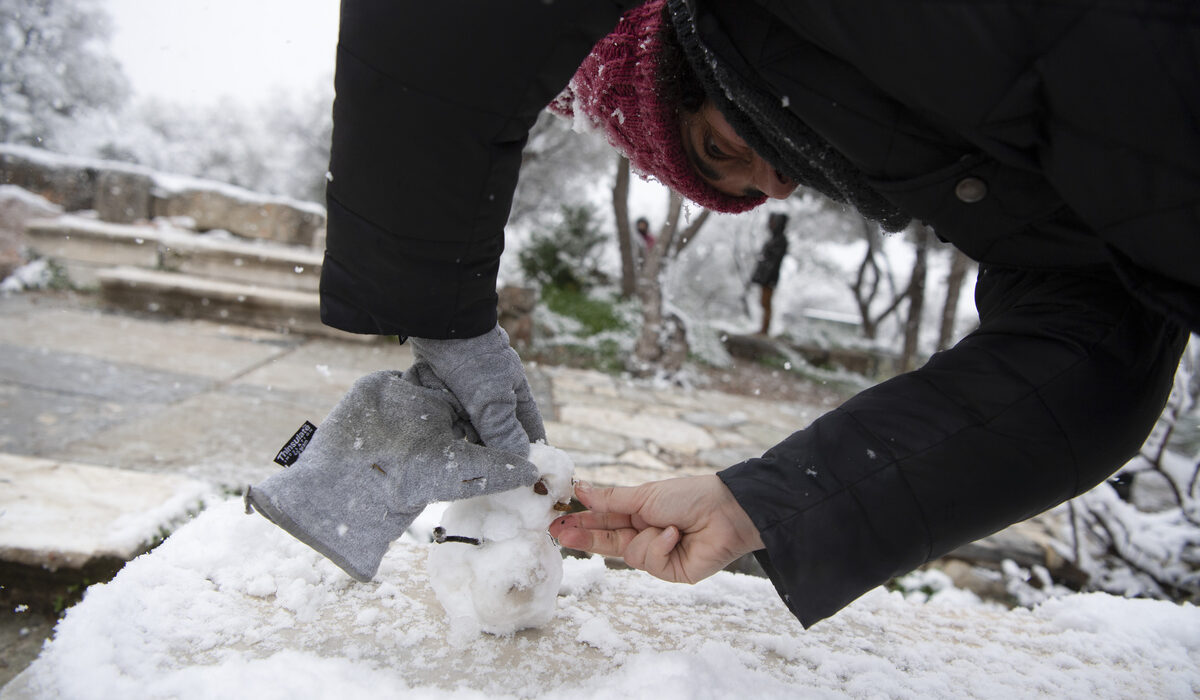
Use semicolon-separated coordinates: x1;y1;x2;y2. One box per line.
0;382;154;456
730;421;799;451
695;445;766;469
0;610;52;689
706;427;755;448
547;389;646;415
53;388;319;487
544;366;619;395
233;337;410;400
556;405;717;454
0;343;214;404
723;399;819;434
0;303;297;380
542;420;630;456
678;410;749;429
0;454;214;570
614;448;673;471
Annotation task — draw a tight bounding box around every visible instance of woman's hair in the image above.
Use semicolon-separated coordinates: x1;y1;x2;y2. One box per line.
656;0;912;232
654;4;706;116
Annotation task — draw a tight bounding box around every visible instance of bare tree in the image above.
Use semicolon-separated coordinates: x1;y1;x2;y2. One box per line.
846;218;942;369
899;225;934;372
610;155;711;374
937;247;974;351
848;215;904;340
612;155;637;298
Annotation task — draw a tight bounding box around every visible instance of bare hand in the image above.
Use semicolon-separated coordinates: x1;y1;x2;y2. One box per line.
548;476;764;584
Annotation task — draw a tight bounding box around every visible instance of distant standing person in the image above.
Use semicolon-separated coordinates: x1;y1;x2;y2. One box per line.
635;217;656;249
751;212;788;335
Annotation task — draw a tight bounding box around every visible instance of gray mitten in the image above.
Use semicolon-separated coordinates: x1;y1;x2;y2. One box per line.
409;324;546;458
245;368;539;582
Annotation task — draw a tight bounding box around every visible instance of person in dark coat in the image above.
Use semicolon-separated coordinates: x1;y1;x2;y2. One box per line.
286;0;1197;628
751;213;789;335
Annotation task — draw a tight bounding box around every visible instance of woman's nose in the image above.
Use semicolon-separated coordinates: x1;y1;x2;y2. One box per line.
752;157;797;199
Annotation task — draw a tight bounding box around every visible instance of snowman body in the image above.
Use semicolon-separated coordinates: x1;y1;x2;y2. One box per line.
427;443;574;636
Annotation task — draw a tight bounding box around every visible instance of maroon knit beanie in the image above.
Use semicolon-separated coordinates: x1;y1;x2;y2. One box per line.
550;0;765;214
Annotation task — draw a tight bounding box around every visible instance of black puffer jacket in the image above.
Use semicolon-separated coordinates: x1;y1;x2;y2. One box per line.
322;0;1198;626
693;0;1196;626
321;1;640;338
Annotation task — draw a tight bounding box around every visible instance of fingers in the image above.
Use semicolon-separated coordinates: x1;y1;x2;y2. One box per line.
574;482;648;517
470;394;531;458
553;522;639;559
450;442;538;498
409;327;541;459
625;526;681;580
513;374;547;444
553;521;684;583
549;510;632;554
548;482;653;557
565;510;635;531
462;364;544;456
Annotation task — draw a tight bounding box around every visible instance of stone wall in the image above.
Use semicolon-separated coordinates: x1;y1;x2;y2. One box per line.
0;144;326;248
0;185;63;278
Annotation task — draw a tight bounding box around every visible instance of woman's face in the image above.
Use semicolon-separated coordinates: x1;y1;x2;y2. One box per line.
681;102;797;201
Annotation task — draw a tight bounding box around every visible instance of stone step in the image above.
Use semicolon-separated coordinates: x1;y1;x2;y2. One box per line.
25;215;322;291
0;453;213;614
158;227;322;292
96;266;363;340
24;216;160;287
0;453;213;570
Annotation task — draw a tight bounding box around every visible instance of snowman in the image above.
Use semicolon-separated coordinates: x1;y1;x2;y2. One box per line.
426;442;575;637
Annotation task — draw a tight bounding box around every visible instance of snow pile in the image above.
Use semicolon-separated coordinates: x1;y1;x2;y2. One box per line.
0;259;53;293
428;443;575;639
5;498;1200;700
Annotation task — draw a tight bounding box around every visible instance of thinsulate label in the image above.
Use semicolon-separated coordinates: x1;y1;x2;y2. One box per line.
274;421;317;466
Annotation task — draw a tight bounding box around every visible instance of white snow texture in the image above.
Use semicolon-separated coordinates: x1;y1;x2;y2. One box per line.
5;495;1200;699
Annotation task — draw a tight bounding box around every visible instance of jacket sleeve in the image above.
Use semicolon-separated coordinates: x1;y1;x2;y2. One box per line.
320;0;638;338
719;265;1187;627
755;0;1200;330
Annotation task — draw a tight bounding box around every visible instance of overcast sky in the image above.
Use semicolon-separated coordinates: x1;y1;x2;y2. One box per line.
106;0;340;105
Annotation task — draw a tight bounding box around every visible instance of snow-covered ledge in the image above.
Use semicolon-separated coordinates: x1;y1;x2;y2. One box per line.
0;454;214;571
5;499;1199;699
0;144;326;246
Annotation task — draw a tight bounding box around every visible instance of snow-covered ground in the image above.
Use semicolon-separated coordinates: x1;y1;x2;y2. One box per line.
5;498;1198;700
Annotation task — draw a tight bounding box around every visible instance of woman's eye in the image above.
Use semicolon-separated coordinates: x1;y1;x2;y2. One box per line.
704;135;726;159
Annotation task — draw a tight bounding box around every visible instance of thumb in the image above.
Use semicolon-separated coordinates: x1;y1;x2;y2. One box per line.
513;374;547;444
575;482;647;516
469;395;532;458
643;525;681;574
449;441;539;499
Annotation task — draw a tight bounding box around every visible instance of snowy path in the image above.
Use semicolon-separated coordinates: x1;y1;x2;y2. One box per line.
0;296;828;491
5;499;1198;699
